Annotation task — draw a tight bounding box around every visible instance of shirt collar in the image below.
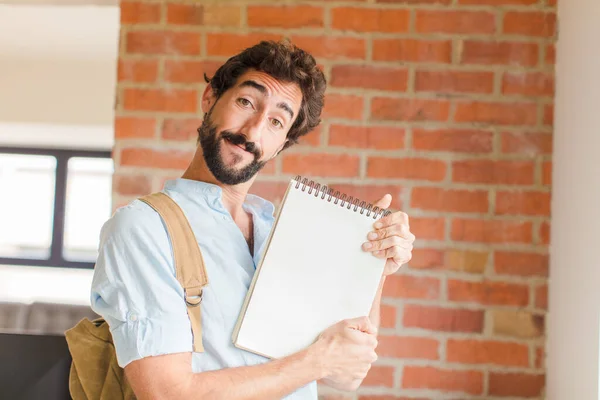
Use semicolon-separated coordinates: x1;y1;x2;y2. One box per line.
163;178;275;220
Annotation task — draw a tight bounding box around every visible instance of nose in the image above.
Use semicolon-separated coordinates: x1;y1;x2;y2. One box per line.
241;112;266;144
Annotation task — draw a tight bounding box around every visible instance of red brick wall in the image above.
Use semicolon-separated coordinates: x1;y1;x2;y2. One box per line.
114;1;555;398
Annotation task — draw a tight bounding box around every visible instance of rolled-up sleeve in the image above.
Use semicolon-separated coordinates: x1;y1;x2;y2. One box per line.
90;200;194;368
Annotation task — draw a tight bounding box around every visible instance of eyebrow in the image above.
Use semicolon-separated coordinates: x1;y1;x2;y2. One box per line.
239;80;295;121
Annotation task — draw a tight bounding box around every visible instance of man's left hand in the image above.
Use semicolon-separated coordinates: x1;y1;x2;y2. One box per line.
362;194;415;276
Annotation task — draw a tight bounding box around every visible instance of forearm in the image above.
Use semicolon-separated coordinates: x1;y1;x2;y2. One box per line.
190;347;323;400
369;275;386;331
127;345;325;400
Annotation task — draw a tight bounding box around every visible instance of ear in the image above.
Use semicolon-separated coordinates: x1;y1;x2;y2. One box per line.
201;84;216;114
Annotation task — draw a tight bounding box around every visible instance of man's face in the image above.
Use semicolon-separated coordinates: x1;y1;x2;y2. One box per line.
199;70;303;185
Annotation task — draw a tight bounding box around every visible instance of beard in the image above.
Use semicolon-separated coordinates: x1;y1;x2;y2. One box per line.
197;114;268;185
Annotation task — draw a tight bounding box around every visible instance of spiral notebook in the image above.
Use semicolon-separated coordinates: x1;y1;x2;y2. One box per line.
232;176;391;359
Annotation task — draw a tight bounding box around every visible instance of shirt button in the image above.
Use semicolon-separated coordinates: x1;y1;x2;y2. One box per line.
222;215;228;221
210;187;219;194
129;313;138;322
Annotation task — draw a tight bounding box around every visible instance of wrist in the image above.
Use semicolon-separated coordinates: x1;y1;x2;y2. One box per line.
301;340;329;381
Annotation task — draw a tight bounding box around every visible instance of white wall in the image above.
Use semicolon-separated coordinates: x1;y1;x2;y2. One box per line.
0;4;119;149
548;0;600;398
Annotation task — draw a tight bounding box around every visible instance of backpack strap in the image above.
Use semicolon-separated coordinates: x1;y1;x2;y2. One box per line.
139;192;208;353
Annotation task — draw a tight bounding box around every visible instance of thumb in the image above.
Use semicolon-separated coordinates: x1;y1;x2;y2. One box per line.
347;316;377;335
373;193;392;210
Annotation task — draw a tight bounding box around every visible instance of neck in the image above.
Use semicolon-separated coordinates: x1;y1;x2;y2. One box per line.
182;145;255;220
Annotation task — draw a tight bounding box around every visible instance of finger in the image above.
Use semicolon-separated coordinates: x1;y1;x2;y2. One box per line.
363;235;413;253
372;194;392;210
374;211;409;230
344;316;377;334
367;223;414;241
373;246;413;263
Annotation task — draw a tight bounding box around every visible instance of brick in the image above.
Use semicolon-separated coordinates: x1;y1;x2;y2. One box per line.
113;174;152;196
543;104;554;126
415;70;494;94
503;72;555;97
539;221;550;245
114;117;156;139
452;160;535;185
383;274;440;300
448;279;529;306
543;161;552;185
535;284;548;309
451;218;533;244
459;0;536;4
403;305;484;333
332;7;409;33
164;60;222;84
373;39;451;63
248;5;323;28
496;191;551;217
120;1;160;24
126;31;201;56
447;339;529;367
362;365;395;388
546;44;556;65
167;3;203;25
455;101;537;125
501;131;553;155
281;153;360;177
120;148;193;170
489;372;545;397
123;88;197;113
415;10;496;34
161;118;203;141
290;36;366;60
504;11;556;37
446;250;489;274
402;366;483;395
206;33;282;57
495;250;548;277
461;40;538;67
378;0;450;3
380;304;397;329
411;187;488;213
329;125;405;150
322;94;364;120
536;346;545;368
408;248;444;269
371;98;450;122
325;183;404;210
377;336;439;359
412;128;493;153
367;157;447;181
248;181;288;204
118;59;158;83
203;5;242;27
298;125;321;147
411;217;446;241
492;310;545;338
331;66;408;92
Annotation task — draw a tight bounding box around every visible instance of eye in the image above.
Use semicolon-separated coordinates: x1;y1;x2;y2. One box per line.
271;118;283;128
238;98;252;108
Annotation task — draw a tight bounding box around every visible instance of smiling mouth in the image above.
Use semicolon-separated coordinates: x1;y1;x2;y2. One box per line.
224;137;251;155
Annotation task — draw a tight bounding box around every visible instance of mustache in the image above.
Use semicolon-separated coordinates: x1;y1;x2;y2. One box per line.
221;131;262;159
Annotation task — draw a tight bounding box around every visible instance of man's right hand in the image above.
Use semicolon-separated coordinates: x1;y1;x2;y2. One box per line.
311;316;379;391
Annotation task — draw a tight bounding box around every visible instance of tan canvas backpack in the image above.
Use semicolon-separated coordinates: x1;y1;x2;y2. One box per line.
65;192;209;399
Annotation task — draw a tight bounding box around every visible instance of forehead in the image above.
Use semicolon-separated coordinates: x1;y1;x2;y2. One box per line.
233;70;303;111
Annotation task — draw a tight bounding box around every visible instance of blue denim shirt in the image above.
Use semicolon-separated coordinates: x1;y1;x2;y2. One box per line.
90;178;317;399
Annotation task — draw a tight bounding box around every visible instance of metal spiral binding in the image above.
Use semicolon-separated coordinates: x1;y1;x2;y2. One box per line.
294;175;392;219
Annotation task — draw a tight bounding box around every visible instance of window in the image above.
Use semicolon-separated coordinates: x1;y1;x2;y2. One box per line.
0;147;112;269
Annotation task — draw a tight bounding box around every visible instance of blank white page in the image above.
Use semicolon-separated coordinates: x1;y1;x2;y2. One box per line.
233;178;386;359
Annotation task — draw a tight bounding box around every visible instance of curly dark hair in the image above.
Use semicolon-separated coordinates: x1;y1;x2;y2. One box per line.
204;39;326;150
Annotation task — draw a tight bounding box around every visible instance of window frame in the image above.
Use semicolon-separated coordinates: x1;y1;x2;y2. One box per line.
0;146;112;269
